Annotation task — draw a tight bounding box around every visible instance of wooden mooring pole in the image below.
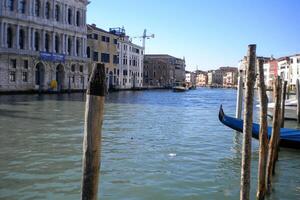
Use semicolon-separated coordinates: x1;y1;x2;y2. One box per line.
240;44;256;200
296;79;300;123
236;70;244;119
266;77;282;193
81;64;106;200
256;59;268;200
281;81;287;128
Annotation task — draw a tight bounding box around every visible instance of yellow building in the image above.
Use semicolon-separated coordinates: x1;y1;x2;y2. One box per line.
87;24;119;89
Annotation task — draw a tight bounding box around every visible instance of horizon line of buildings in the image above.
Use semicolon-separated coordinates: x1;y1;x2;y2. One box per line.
0;0;186;93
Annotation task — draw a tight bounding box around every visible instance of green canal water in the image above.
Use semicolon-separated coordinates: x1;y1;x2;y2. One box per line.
0;89;299;200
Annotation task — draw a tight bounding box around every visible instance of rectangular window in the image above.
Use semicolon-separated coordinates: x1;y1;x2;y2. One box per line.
93;52;99;61
22;72;28;82
114;68;116;75
114;39;117;45
297;58;300;63
72;75;75;83
113;55;119;64
9;71;16;82
24;60;28;69
81;76;84;83
93;34;98;40
101;53;110;63
106;37;110;43
291;59;293;64
101;36;106;42
10;59;17;68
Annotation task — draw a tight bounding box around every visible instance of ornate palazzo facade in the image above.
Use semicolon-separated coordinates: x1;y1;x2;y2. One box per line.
0;0;88;92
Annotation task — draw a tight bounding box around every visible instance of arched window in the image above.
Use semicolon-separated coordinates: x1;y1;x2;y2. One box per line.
55;35;59;53
86;47;90;58
45;2;51;19
68;8;72;25
35;0;41;17
68;38;72;55
76;11;80;26
20;0;26;14
71;64;75;72
34;31;40;51
45;33;50;52
76;39;80;55
55;5;60;21
7;27;13;48
8;0;14;11
19;29;25;49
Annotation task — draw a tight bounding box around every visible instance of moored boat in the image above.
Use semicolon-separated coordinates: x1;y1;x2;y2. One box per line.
173;82;188;92
218;105;300;149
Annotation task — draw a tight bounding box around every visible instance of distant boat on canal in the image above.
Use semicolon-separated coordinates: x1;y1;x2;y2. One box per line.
173;82;189;92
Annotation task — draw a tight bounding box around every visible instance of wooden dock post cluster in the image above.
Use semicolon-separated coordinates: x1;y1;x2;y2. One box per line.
239;45;285;200
236;70;244;119
81;64;106;200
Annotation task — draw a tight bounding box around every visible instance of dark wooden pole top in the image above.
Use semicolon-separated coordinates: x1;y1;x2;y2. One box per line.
87;64;106;96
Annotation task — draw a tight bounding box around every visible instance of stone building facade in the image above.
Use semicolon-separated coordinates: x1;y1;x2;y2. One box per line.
143;54;185;87
0;0;88;92
117;34;144;89
143;57;175;87
87;24;119;89
195;70;207;86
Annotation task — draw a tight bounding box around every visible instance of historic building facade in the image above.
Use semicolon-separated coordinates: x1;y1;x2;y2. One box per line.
117;34;144;89
0;0;88;92
143;54;185;87
87;24;119;89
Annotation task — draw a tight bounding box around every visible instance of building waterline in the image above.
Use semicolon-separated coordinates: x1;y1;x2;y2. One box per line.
0;89;299;199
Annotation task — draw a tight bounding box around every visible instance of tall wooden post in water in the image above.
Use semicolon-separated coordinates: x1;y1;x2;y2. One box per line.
266;77;282;193
296;79;300;123
236;70;244;119
81;64;106;200
240;44;256;200
256;59;268;200
281;81;287;128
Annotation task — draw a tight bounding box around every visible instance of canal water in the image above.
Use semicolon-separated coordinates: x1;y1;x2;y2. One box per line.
0;89;299;200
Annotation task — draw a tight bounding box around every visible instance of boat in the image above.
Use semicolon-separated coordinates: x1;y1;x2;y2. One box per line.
257;98;298;120
173;82;188;92
218;105;300;149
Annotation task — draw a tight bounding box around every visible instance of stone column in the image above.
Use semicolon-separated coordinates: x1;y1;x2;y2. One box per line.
65;35;68;55
16;24;20;49
3;23;7;48
27;26;31;50
73;36;77;56
0;21;3;47
28;0;32;16
52;32;55;53
42;30;46;51
32;28;35;50
62;33;65;54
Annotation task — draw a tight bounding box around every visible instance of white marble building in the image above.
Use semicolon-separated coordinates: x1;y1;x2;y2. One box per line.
117;36;144;89
0;0;88;92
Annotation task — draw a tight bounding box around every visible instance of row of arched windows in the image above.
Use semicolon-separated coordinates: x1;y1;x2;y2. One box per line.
7;0;82;26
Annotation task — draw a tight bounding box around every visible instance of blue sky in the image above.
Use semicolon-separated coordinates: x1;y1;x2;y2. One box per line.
87;0;300;71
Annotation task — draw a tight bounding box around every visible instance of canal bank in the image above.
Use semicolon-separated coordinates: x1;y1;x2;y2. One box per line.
0;89;299;199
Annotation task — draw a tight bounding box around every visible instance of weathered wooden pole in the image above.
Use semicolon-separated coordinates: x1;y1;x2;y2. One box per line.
240;44;256;200
266;77;282;193
296;79;300;123
81;64;106;200
256;59;268;200
236;70;244;119
281;81;287;128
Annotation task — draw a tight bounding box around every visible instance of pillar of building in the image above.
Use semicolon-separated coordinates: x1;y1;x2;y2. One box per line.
66;35;69;55
27;26;31;50
31;28;35;50
3;23;7;48
42;30;46;51
16;24;20;49
28;0;32;16
0;21;3;47
73;36;77;56
52;32;55;53
62;33;65;54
